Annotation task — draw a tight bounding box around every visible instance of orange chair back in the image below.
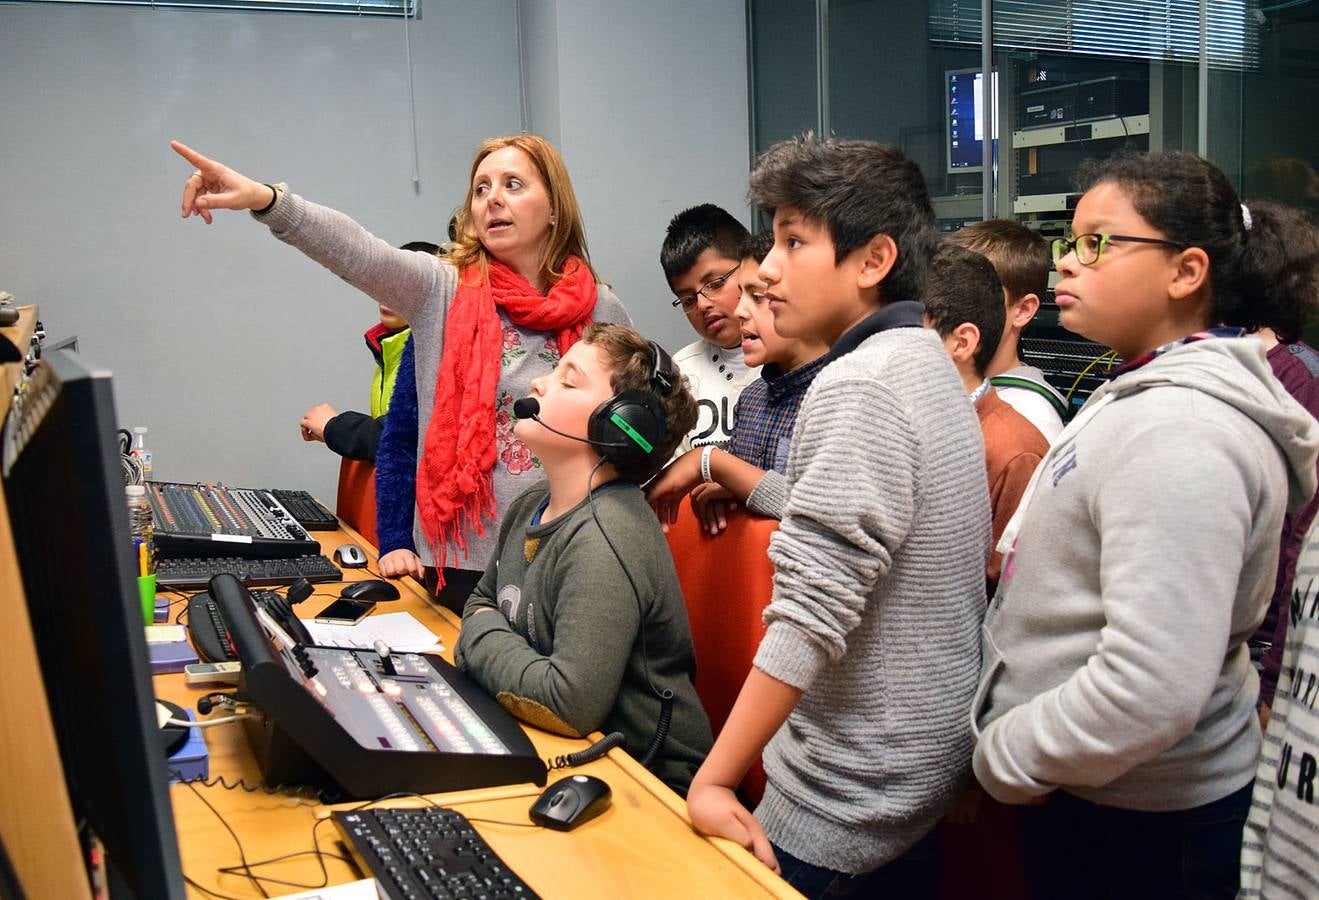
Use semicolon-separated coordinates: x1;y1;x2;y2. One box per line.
335;458;378;547
664;496;777;805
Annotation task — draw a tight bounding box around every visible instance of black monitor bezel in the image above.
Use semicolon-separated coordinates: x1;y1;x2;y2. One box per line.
3;350;185;900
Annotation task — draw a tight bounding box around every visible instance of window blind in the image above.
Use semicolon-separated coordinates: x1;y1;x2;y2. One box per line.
929;0;1259;71
22;0;414;17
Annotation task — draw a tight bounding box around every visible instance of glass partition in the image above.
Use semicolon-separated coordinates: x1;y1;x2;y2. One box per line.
746;0;1311;406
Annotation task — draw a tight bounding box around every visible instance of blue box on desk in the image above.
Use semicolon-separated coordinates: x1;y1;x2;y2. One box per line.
168;709;209;783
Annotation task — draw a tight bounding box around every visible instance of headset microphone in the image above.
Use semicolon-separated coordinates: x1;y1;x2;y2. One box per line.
512;397;632;449
516;339;676;467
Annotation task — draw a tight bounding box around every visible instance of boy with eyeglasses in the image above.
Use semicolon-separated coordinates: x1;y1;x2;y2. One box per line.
661;204;762;454
647;230;829;534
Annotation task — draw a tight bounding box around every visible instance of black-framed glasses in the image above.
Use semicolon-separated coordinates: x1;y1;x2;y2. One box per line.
1051;232;1187;266
671;263;740;311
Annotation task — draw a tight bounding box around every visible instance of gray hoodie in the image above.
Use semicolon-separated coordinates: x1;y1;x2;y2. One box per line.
972;336;1319;811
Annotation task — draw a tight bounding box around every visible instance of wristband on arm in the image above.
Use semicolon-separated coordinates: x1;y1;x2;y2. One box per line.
700;445;716;484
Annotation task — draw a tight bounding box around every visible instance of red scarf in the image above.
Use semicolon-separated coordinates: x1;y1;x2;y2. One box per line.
417;256;597;577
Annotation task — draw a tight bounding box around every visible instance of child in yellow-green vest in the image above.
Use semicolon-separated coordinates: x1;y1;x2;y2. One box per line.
298;241;438;462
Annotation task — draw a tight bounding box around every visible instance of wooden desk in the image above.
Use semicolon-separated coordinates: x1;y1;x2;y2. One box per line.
157;523;799;899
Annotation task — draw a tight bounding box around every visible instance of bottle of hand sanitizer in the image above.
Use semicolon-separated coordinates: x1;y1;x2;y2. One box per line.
131;426;153;479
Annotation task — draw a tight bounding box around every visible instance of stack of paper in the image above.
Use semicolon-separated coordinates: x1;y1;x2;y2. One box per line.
144;624;199;673
301;611;445;654
275;878;381;900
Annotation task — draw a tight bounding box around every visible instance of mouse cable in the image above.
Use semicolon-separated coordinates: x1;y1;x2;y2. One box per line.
326;559;388;583
182;875;250;900
174;775;270;898
215;825;363;896
211;821;346;896
176;775;358;897
328;792;541;830
152;592;189;625
463;816;542;829
585;460;675;769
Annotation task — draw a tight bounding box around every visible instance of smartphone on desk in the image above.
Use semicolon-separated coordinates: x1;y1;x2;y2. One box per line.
314;598;376;626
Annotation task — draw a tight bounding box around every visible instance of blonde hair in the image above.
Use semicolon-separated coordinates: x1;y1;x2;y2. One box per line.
449;134;598;287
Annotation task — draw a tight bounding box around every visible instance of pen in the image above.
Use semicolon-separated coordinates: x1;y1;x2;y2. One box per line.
138;540;149;577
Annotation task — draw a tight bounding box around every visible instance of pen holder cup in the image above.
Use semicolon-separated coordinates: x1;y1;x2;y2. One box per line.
137;574;158;626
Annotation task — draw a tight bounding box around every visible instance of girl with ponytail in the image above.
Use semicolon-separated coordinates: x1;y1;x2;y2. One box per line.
970;150;1319;899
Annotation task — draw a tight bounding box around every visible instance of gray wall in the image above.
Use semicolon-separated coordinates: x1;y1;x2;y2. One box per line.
0;0;749;506
518;0;751;344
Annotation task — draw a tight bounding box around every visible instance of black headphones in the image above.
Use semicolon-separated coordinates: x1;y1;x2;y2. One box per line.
585;340;678;467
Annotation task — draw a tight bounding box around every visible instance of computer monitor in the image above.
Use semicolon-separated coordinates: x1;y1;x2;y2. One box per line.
2;350;184;900
945;67;999;174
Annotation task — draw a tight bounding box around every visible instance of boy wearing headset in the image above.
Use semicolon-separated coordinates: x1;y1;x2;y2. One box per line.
454;323;713;794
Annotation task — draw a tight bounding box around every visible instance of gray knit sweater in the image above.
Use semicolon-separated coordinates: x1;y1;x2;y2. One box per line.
255;194;630;571
753;323;990;875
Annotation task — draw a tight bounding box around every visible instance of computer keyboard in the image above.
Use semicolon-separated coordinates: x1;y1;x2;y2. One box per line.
334;807;539;900
156;554;342;590
269;488;340;531
187;589;280;662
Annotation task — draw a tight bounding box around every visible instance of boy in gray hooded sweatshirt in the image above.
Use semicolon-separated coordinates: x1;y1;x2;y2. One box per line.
971;152;1319;900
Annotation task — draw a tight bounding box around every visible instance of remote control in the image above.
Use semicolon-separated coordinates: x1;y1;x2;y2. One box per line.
183;661;243;686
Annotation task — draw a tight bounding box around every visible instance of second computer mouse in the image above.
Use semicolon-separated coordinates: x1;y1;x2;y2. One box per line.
529;774;612;831
333;543;368;568
339;579;401;603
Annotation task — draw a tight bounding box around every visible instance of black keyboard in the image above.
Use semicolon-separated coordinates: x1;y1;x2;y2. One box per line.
157;554;342;590
269;488;339;531
334;807;538;900
187;589;279;662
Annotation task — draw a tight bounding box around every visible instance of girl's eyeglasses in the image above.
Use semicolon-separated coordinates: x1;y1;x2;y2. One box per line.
1051;232;1187;266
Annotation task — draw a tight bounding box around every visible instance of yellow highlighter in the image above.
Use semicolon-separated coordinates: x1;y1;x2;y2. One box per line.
138;540;150;577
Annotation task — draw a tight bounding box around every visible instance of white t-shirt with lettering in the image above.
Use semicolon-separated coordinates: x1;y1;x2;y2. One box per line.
672;339;761;455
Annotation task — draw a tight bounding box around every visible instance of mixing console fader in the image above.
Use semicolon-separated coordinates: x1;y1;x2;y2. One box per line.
147;481;321;559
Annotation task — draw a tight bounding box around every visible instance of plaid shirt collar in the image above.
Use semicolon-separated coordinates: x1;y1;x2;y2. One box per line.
1108;326;1247;380
763;353;830;403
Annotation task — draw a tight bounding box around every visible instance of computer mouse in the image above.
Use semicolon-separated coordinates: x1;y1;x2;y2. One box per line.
333;543;368;568
339;579;400;603
528;774;612;831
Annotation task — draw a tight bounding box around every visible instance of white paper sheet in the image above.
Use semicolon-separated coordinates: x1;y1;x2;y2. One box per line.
301;611;445;654
273;877;381;900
